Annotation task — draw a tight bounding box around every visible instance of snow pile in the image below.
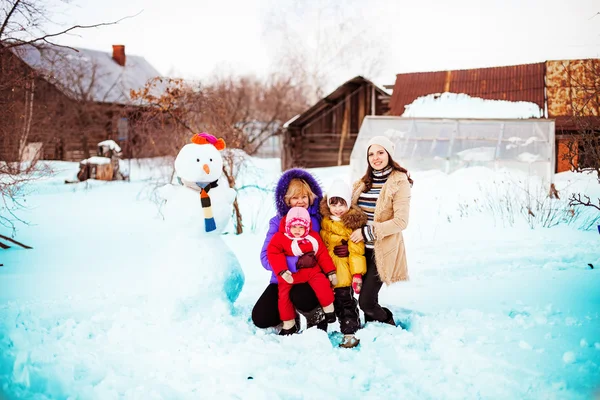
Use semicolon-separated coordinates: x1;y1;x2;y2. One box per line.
80;156;111;165
0;159;599;399
154;135;244;311
402;93;543;119
407;167;600;232
97;140;122;153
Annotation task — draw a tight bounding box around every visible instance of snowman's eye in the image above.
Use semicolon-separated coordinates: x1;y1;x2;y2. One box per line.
210;158;213;162
196;158;200;162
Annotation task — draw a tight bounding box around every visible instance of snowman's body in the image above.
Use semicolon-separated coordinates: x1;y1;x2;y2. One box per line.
157;134;244;310
161;176;236;237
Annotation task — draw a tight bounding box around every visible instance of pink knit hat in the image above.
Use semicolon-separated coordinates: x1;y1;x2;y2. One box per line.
285;207;311;238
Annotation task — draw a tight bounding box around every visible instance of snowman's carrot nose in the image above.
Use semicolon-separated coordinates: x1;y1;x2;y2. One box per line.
203;164;210;174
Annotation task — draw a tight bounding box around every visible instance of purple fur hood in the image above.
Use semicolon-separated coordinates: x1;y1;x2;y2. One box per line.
259;168;324;284
274;168;323;219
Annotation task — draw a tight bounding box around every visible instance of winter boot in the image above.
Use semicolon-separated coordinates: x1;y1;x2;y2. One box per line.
364;307;396;327
295;312;301;331
300;306;327;332
339;334;360;349
325;312;337;324
279;324;299;336
382;307;396;326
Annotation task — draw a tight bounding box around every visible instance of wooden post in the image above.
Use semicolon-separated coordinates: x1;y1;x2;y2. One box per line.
337;95;351;166
281;128;288;171
95;163;114;181
358;86;365;131
371;85;375;115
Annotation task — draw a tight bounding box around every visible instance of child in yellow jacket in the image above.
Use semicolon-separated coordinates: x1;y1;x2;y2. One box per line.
320;179;367;348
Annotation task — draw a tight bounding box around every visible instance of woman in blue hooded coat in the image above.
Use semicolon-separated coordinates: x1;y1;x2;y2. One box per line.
251;168;329;331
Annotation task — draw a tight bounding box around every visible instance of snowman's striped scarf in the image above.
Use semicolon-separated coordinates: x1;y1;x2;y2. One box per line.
179;177;219;232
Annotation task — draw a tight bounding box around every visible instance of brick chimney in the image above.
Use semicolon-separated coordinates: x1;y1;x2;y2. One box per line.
112;45;126;67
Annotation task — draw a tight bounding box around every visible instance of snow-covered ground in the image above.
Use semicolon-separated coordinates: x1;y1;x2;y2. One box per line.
1;157;599;399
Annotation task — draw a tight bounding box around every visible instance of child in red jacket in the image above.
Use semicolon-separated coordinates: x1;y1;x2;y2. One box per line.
267;207;338;335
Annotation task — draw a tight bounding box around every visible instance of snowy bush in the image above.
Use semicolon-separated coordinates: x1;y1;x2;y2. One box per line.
230;158;277;234
452;173;600;230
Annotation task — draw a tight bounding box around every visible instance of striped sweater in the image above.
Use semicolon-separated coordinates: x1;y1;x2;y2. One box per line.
357;165;393;249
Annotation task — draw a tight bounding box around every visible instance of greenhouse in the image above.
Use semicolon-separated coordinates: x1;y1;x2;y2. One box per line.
350;116;556;182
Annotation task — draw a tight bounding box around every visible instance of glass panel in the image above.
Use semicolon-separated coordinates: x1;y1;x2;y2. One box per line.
351;117;555;183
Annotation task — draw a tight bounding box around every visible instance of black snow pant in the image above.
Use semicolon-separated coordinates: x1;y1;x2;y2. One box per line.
251;283;320;328
358;248;388;322
334;287;360;335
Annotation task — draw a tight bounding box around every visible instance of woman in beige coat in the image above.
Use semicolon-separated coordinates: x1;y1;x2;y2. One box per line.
347;135;412;325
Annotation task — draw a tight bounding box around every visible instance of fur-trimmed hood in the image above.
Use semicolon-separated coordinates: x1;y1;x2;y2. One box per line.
319;197;367;231
274;168;323;218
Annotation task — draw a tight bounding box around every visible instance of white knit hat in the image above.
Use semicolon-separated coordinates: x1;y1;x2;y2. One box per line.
327;179;352;206
367;135;395;157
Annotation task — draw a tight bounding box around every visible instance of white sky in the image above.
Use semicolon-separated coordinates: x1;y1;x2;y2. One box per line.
48;0;600;88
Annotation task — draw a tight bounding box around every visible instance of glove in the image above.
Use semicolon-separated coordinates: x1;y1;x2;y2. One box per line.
352;274;362;294
296;251;317;269
280;270;294;284
333;240;349;258
328;273;338;286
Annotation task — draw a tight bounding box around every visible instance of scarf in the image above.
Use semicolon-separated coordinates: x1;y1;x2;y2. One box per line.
284;233;319;256
179;177;219;232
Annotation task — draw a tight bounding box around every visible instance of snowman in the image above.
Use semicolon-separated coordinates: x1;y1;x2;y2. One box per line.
153;133;245;315
161;133;237;236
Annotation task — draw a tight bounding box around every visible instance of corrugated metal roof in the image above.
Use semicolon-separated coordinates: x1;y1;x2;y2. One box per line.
12;44;163;104
389;63;546;116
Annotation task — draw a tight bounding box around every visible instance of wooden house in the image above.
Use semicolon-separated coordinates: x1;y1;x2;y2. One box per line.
0;43;163;162
281;76;391;170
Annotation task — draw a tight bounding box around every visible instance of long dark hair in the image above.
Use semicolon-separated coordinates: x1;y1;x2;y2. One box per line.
361;151;413;192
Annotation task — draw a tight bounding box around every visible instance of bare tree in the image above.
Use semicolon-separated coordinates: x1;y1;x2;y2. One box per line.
0;0;128;234
261;0;388;103
1;0;133;51
129;72;309;233
200;72;309;153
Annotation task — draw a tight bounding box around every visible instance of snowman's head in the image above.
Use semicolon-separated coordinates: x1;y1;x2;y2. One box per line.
175;133;226;183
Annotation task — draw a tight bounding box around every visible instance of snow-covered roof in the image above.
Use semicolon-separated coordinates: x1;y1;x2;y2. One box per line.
283;114;300;128
98;140;122;153
402;93;543;119
11;44;163;105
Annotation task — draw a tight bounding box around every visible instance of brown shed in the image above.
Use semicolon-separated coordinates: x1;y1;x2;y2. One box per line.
281;76;391;170
388;62;546;116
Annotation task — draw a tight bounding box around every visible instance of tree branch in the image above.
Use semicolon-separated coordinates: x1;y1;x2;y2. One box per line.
0;0;22;40
1;11;143;50
568;193;600;212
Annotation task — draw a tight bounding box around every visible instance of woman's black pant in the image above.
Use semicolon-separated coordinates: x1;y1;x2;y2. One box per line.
251;282;319;328
358;248;388;322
